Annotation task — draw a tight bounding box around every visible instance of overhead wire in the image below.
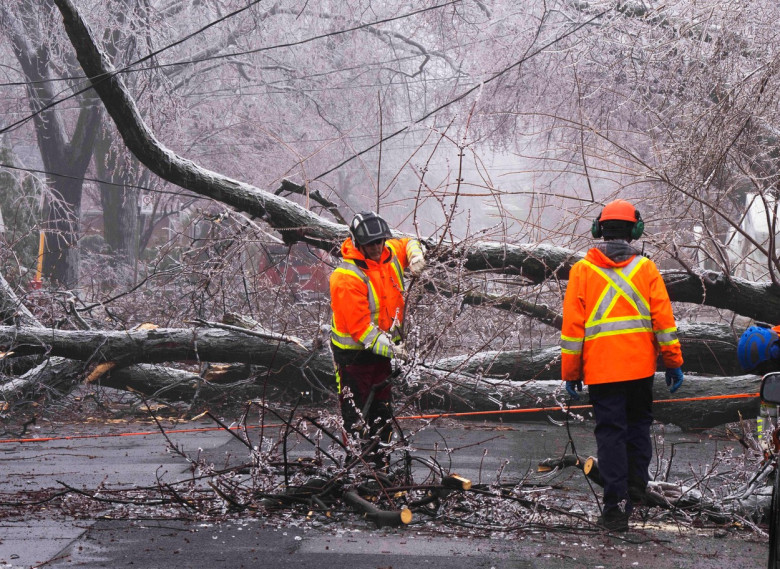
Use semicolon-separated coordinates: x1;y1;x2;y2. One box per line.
0;0;264;135
313;6;614;181
0;1;461;136
0;162;183;196
0;1;602;193
0;3;615;210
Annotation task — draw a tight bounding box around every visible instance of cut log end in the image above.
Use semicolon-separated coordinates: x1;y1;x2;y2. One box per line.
583;456;596;476
442;474;472;490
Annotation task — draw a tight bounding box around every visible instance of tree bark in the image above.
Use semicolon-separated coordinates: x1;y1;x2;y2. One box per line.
97;363;295;405
94;127;140;267
436;322;743;379
0;324;762;429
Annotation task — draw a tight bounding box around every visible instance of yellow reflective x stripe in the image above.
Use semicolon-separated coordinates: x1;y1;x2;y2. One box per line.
584;257;650;322
582;257;652;339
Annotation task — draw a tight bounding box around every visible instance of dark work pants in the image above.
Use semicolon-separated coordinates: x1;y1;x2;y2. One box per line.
588;376;654;514
336;359;394;464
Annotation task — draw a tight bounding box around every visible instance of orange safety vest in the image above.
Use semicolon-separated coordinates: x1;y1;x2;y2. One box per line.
330;237;413;351
560;247;683;384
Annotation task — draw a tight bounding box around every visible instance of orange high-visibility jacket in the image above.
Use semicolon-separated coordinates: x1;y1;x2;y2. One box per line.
560;247;683;384
330;237;416;352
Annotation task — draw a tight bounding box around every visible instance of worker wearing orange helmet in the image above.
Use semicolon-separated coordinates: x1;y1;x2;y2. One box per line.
560;199;684;531
330;211;425;466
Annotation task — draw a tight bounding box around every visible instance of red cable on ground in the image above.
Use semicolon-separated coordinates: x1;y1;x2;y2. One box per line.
0;392;761;444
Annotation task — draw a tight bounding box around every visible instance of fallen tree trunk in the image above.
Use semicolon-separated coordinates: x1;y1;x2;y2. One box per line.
0;319;742;381
0;325;324;368
422;321;742;378
411;372;761;431
0;325;762;429
0;272;88;404
102;366;764;430
97;363;286;404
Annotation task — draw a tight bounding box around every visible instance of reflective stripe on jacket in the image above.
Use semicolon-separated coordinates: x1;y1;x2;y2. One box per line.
560;247;683;384
330;237;411;351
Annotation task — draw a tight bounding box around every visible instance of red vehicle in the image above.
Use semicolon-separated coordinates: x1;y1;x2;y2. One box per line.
257;242;331;296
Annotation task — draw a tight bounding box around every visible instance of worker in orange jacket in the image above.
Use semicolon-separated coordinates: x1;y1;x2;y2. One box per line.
330;211;425;466
560;199;684;532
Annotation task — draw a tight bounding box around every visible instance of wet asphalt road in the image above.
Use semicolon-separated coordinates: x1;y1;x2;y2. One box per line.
0;417;769;569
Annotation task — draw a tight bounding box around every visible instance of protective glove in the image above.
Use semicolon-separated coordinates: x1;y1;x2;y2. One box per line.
565;380;582;400
665;367;684;393
392;342;409;361
369;333;395;358
369;333;409;361
406;240;426;277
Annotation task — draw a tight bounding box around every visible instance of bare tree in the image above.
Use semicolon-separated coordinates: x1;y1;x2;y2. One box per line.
0;0;103;288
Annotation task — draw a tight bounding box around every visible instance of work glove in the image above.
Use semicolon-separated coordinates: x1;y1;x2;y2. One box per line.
369;333;395;359
392;342;409;361
665;367;684;393
369;333;409;361
407;240;426;277
565;380;582;400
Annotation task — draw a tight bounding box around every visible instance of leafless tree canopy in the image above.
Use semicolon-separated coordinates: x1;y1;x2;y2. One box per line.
0;0;778;419
3;0;780;538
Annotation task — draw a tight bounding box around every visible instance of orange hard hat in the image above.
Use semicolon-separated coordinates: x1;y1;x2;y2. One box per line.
599;199;638;222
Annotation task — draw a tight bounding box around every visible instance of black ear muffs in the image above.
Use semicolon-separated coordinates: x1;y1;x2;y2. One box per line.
591;216;602;238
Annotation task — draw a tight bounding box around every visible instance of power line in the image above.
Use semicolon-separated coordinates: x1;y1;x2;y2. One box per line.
0;0;264;135
0;1;460;135
2;2;613;192
150;1;461;65
0;162;183;197
0;25;508;92
313;7;614;181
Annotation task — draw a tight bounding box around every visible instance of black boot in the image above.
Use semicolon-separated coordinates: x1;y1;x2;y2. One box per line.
597;509;629;532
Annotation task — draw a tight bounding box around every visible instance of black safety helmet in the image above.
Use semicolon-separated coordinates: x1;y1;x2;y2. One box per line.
349;211;392;246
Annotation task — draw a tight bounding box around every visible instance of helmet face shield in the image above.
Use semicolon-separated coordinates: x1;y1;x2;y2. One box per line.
350;212;392;245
